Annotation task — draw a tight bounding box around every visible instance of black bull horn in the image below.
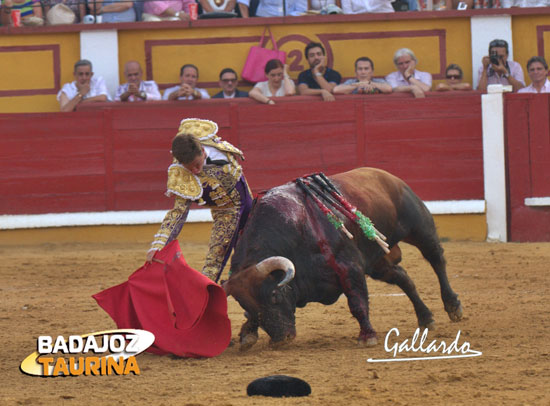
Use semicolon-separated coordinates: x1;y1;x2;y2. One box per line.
255;256;295;287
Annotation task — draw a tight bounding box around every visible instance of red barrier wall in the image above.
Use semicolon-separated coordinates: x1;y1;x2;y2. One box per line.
505;93;550;242
0;93;484;216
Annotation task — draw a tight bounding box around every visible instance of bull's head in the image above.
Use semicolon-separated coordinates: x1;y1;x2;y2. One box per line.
225;256;297;346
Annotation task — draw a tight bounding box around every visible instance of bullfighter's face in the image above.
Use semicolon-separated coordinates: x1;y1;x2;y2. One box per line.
183;147;206;175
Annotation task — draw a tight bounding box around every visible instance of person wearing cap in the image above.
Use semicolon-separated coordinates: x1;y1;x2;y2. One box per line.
116;61;161;102
146;118;253;282
518;56;550;94
477;39;525;93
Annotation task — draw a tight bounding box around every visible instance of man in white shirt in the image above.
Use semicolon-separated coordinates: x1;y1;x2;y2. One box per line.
57;59;111;112
385;48;432;98
518;56;550;94
116;61;161;102
163;64;211;101
341;0;394;13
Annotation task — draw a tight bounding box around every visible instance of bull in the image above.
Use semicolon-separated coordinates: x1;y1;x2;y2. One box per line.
224;167;463;350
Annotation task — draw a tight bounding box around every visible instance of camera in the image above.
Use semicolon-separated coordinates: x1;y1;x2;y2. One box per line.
490;52;501;65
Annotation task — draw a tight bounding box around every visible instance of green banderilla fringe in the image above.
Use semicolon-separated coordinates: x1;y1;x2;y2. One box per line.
327;213;343;230
355;211;377;241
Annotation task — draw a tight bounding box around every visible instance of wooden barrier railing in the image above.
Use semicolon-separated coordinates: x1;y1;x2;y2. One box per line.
0;93;484;216
505;93;550;242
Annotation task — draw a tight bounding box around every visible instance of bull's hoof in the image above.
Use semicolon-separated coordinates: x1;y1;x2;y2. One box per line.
447;303;463;322
358;332;378;347
358;336;378;347
239;334;258;351
420;320;436;330
269;335;295;350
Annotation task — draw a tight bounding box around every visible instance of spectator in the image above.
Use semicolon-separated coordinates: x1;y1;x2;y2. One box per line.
449;0;472;8
249;59;296;104
297;42;341;102
1;0;13;26
477;39;525;93
197;0;237;13
333;56;391;95
163;64;211;100
57;59;110;112
307;0;341;12
142;0;193;21
235;0;259;16
90;0;136;23
385;48;432;98
43;0;84;23
340;0;394;13
12;0;44;25
212;68;248;99
251;0;307;16
116;61;161;102
518;56;550;94
435;64;472;92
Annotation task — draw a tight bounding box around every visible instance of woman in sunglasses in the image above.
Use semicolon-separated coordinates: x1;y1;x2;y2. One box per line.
436;64;471;92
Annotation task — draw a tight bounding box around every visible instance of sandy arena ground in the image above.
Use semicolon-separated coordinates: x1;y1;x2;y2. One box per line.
1;240;549;405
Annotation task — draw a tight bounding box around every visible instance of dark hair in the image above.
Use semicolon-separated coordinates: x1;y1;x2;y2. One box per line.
304;42;325;58
526;56;548;71
172;134;202;164
180;64;199;77
219;67;237;79
445;63;463;79
489;39;509;55
264;58;284;74
74;59;92;72
355;57;374;70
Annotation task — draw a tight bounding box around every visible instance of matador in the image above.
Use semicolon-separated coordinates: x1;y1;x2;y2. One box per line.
147;118;253;282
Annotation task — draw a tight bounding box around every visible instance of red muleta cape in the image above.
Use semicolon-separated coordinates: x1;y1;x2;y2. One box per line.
92;240;231;358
